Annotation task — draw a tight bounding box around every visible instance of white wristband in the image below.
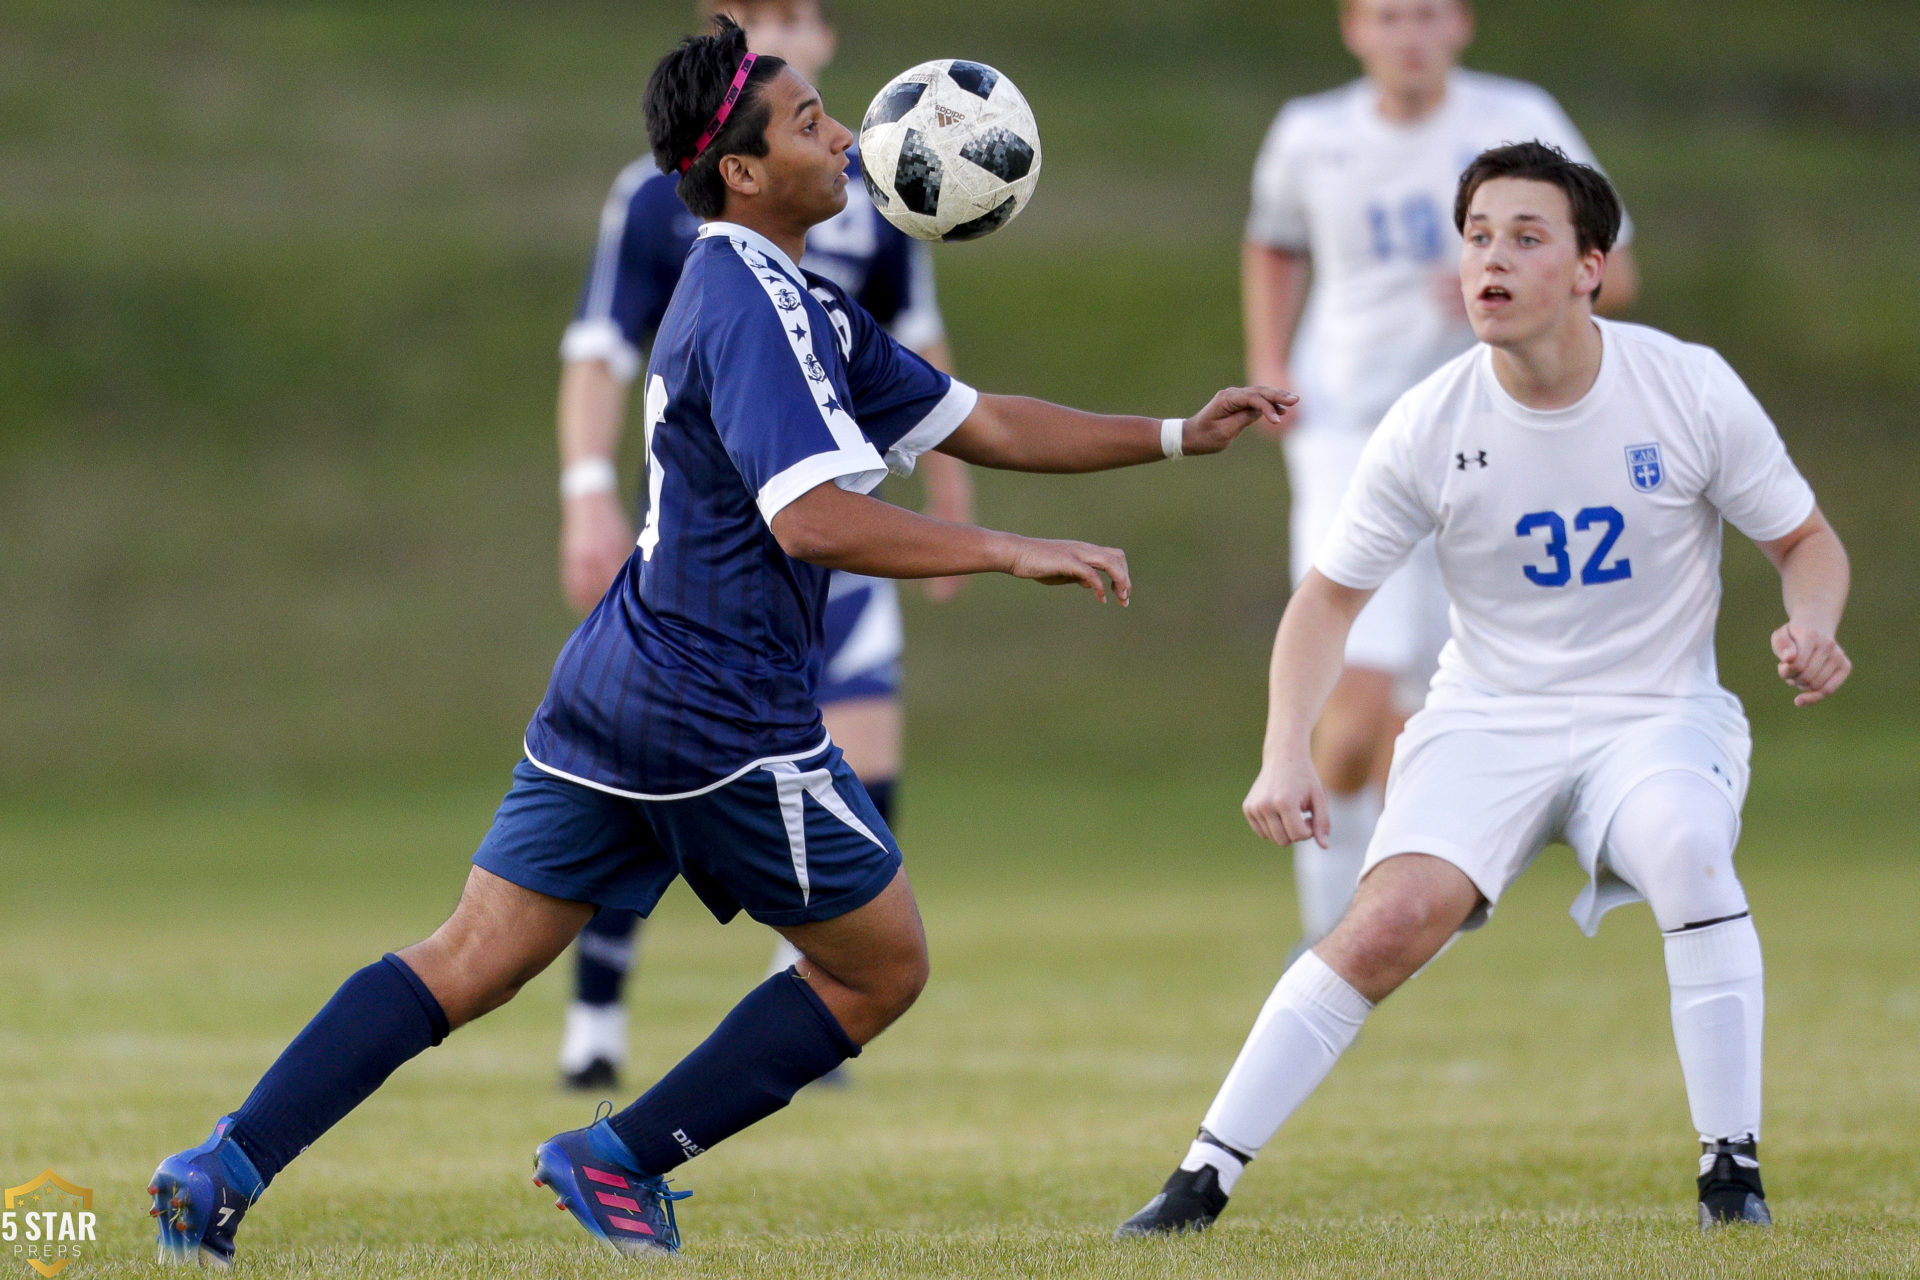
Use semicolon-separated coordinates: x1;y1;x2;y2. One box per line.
1160;417;1186;460
560;457;619;499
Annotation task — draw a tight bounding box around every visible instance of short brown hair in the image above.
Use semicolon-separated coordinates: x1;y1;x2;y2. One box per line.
1454;140;1621;258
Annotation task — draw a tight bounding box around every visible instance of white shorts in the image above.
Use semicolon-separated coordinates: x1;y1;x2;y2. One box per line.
1364;683;1752;935
1284;426;1449;708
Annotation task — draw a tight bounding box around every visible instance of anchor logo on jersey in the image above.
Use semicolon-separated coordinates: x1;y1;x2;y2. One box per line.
801;353;828;383
1455;450;1488;470
773;286;802;312
1626;442;1664;492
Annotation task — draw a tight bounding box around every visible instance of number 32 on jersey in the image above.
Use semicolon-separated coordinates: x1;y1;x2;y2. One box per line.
1515;506;1631;587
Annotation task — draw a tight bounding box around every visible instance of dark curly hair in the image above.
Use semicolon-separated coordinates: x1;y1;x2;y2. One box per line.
1454;140;1622;301
644;16;788;219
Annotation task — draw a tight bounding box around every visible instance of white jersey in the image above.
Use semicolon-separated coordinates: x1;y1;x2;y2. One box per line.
1317;319;1815;701
1248;70;1628;434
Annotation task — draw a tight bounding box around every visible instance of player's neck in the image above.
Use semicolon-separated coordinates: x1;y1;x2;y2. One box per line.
718;203;809;270
1488;313;1603;410
1371;75;1449;125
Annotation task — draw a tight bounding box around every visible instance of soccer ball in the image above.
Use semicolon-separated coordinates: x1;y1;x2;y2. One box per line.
858;59;1042;243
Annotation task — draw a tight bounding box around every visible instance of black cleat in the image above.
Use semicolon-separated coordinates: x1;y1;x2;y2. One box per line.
1698;1138;1771;1228
561;1056;621;1093
1114;1165;1230;1238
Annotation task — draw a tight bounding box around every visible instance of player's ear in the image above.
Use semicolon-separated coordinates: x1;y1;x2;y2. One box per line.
1574;247;1605;303
717;153;761;201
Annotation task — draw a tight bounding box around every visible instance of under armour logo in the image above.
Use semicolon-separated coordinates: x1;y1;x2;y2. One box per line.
1455;450;1489;470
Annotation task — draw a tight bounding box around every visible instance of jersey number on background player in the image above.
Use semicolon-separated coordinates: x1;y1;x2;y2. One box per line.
1366;194;1446;263
638;375;668;560
1515;506;1632;587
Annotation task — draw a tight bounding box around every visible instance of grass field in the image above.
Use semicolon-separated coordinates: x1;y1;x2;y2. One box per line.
7;731;1916;1277
5;3;1918;1276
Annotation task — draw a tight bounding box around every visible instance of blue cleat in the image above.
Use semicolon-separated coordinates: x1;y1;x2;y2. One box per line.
533;1119;690;1256
149;1116;266;1270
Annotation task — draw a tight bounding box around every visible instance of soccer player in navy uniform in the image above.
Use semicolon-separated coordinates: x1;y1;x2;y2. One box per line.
149;17;1295;1263
553;0;972;1092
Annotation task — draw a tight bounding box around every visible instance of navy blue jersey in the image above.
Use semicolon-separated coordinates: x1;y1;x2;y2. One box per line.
527;223;977;797
560;152;943;380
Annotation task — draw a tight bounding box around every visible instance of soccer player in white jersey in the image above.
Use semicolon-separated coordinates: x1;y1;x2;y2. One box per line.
1119;141;1850;1237
1245;0;1640;951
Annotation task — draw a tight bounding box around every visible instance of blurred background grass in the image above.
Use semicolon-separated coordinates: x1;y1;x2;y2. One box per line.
2;0;1917;799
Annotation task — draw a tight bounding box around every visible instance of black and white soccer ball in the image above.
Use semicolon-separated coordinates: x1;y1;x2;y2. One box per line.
858;59;1042;243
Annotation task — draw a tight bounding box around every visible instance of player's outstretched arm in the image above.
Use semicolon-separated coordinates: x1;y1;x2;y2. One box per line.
1243;571;1375;848
938;387;1295;473
771;481;1131;604
1756;506;1852;706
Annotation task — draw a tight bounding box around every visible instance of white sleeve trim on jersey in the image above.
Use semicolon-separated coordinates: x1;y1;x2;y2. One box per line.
719;233;897;524
756;448;889;526
884;379;978;477
886;243;947;352
559;317;643;383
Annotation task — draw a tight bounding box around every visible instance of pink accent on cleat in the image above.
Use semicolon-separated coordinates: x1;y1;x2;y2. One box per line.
532;1177;545;1187
582;1167;628;1188
604;1215;656;1236
595;1192;643;1212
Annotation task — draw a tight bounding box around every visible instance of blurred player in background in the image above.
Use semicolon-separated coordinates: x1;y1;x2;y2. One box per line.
1121;142;1847;1237
554;0;973;1090
1245;0;1639;951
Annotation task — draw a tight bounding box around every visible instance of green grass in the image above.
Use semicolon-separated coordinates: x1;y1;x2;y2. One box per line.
5;731;1917;1276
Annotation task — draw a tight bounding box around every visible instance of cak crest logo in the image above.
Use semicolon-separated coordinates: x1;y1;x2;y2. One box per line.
1626;442;1664;492
3;1171;96;1277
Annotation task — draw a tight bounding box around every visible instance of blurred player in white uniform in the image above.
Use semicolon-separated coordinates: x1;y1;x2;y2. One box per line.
553;0;972;1089
1244;0;1639;949
1121;143;1850;1236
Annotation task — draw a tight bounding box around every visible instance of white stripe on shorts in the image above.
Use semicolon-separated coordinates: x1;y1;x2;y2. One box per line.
764;760;885;906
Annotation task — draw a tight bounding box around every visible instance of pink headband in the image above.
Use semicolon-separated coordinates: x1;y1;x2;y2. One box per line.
678;51;759;174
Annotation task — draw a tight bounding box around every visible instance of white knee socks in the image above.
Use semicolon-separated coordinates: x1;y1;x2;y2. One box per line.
1664;915;1764;1143
1189;951;1374;1184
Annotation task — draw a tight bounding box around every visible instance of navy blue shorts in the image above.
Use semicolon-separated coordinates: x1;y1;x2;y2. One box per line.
818;573;902;706
472;745;902;927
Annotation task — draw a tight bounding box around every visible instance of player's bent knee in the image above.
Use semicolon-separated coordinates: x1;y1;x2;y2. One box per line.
1604;772;1747;932
1312;727;1379;795
862;942;930;1022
